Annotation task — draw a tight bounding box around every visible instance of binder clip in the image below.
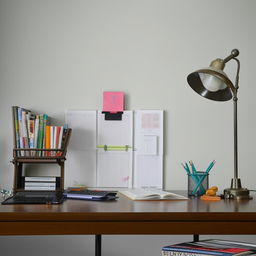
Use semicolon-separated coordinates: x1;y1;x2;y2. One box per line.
102;111;123;121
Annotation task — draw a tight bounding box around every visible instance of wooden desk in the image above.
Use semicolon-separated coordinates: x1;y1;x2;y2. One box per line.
0;192;256;255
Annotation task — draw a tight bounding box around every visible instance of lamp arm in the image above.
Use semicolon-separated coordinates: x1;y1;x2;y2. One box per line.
231;57;240;183
223;49;239;64
233;57;240;91
222;49;240;95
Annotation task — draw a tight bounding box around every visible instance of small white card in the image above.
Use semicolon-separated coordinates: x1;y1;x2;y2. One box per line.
139;135;158;155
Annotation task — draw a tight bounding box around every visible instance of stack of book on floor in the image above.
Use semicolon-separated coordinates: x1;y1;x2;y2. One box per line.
24;176;58;191
162;239;256;256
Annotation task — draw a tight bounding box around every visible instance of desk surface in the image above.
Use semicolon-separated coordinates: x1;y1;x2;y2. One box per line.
0;191;256;235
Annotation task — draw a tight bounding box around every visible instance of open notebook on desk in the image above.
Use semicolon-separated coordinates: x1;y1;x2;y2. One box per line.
119;189;188;201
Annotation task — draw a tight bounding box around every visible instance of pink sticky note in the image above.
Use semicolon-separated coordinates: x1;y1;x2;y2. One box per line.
103;91;124;113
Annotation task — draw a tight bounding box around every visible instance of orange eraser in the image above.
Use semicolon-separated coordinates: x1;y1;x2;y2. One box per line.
200;195;221;201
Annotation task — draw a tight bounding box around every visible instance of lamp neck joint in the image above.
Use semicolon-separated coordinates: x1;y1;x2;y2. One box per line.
210;59;225;70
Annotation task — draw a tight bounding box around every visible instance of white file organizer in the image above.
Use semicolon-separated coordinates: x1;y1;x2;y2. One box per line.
65;109;163;188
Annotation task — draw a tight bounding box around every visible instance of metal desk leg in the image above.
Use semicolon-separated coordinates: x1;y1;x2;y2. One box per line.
95;234;102;256
193;234;199;242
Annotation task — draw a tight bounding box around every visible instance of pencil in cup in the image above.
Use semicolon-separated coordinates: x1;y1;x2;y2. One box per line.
191;160;215;196
182;162;206;196
188;172;209;196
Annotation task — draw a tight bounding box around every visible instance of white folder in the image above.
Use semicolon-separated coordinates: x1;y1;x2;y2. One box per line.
96;111;133;188
65;110;97;187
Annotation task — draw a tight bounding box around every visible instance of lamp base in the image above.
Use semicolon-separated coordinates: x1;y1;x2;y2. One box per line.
223;178;252;200
223;187;252;200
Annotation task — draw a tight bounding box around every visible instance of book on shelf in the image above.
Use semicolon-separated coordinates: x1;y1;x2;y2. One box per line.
37;114;46;156
42;113;48;150
28;114;35;149
12;106;67;157
50;126;54;155
13;106;32;156
58;126;64;148
17;108;23;151
12;106;20;153
162;239;256;256
21;109;30;154
34;115;40;150
119;189;188;200
45;125;51;156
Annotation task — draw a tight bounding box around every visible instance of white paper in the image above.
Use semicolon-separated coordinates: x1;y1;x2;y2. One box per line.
138;135;158;155
97;151;132;187
133;110;164;188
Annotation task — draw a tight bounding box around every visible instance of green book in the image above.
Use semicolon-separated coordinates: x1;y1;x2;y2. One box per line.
37;114;44;156
42;114;49;150
37;114;49;156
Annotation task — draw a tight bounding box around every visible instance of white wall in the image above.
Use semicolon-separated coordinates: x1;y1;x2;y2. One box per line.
1;0;256;255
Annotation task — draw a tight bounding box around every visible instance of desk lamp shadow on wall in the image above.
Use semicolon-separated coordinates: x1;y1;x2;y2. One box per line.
187;49;252;200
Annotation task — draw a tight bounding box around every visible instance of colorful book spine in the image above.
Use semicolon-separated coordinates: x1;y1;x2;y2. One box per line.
54;126;60;156
37;114;44;156
45;125;51;156
17;107;24;155
58;126;64;149
53;126;57;149
12;106;20;155
33;115;40;150
162;241;254;256
28;114;35;149
42;114;49;149
50;126;54;156
21;109;29;155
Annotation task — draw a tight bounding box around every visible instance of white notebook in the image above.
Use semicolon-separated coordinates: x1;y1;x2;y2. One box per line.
120;189;188;201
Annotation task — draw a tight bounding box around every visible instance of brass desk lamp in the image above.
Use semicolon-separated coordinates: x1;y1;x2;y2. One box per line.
187;49;251;199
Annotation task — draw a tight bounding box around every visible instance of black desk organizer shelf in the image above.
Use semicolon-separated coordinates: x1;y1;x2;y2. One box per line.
11;128;72;193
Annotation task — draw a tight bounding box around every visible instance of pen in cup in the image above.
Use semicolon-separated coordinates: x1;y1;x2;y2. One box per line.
191;160;215;195
182;162;204;194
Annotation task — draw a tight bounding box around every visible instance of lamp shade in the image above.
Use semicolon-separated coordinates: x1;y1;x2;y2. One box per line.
187;60;235;101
